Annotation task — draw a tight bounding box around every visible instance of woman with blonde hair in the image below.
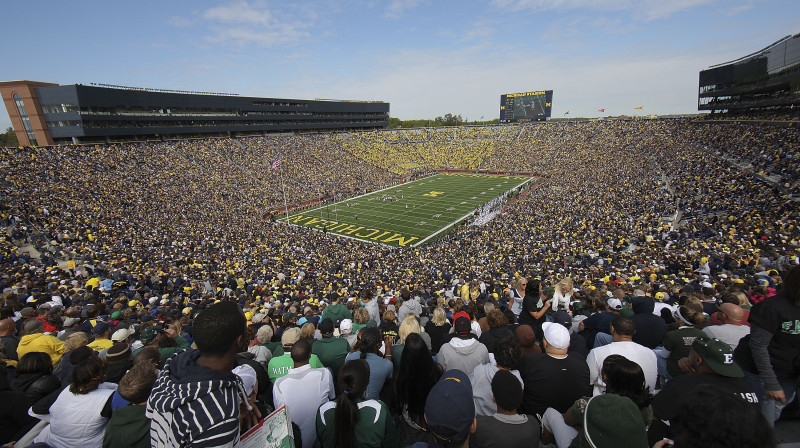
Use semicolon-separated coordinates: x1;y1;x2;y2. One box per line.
300;322;318;344
552;278;574;312
508;276;527;320
423;307;451;355
390;316;431;369
55;331;90;383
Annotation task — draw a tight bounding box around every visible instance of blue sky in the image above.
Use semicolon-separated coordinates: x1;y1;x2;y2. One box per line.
1;0;799;131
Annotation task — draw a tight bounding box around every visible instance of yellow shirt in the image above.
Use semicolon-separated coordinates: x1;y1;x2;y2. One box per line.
87;338;114;352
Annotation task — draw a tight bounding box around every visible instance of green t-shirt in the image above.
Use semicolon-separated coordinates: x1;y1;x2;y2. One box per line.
316;398;397;448
663;327;706;377
312;337;350;380
267;353;324;382
390;343;404;371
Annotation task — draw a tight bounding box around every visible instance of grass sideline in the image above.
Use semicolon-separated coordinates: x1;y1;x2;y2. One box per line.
280;173;535;247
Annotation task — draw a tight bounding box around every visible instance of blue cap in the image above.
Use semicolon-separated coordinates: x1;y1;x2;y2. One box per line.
424;369;475;442
92;321;112;335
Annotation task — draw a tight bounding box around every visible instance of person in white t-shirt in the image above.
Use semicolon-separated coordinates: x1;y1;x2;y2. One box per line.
273;338;335;437
586;316;657;396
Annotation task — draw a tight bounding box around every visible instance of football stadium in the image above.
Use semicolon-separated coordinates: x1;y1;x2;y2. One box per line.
0;9;799;448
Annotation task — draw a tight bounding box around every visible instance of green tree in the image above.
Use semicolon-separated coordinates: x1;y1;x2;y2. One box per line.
434;113;462;126
0;127;19;147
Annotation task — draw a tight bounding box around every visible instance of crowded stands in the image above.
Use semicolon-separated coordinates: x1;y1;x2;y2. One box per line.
0;118;798;447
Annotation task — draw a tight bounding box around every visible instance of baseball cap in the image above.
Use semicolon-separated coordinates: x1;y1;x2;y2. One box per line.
232;364;257;396
692;336;743;378
425;369;475;443
552;311;572;328
453;312;471;336
63;317;81;327
110;310;124;320
140;324;163;345
281;327;301;347
111;326;136;342
92;321;112;335
542;322;570;349
607;298;622;310
339;318;353;334
282;312;298;323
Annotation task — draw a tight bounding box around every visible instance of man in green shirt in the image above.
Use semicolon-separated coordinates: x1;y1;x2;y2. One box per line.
311;318;350;382
268;327;323;382
321;293;352;323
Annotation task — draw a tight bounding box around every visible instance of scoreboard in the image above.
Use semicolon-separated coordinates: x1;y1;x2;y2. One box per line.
499;90;553;123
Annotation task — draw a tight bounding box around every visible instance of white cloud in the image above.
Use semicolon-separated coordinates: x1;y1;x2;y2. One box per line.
725;4;754;16
491;0;719;20
462;19;498;43
167;16;193;27
202;1;274;25
170;1;312;48
385;0;425;18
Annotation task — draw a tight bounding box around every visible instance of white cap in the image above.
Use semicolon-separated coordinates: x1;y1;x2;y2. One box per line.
700;282;713;289
232;364;257;396
542;322;570;349
339;318;353;334
607;298;622;310
111;327;136;342
148;297;158;305
160;298;169;305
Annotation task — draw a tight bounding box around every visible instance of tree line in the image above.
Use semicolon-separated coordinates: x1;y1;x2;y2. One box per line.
389;113;500;129
0;128;19;147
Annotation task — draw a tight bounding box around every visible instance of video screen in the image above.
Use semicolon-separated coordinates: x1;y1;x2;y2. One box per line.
500;90;553;123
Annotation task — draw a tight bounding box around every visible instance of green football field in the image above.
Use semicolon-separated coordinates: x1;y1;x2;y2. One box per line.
280;173;535;247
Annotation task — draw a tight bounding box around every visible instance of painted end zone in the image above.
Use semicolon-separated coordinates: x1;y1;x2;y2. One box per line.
286;215;419;247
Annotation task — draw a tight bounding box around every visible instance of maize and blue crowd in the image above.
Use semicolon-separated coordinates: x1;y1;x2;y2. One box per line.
0;117;798;448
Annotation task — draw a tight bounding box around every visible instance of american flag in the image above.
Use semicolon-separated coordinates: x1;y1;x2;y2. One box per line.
271;158;280;170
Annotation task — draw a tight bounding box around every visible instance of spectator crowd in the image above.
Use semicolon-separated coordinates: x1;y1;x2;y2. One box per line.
0;117;798;447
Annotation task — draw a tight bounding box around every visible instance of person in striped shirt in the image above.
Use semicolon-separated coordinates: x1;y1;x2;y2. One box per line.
147;301;260;447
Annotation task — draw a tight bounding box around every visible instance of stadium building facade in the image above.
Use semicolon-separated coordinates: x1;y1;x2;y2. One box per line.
0;81;390;145
698;33;800;114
